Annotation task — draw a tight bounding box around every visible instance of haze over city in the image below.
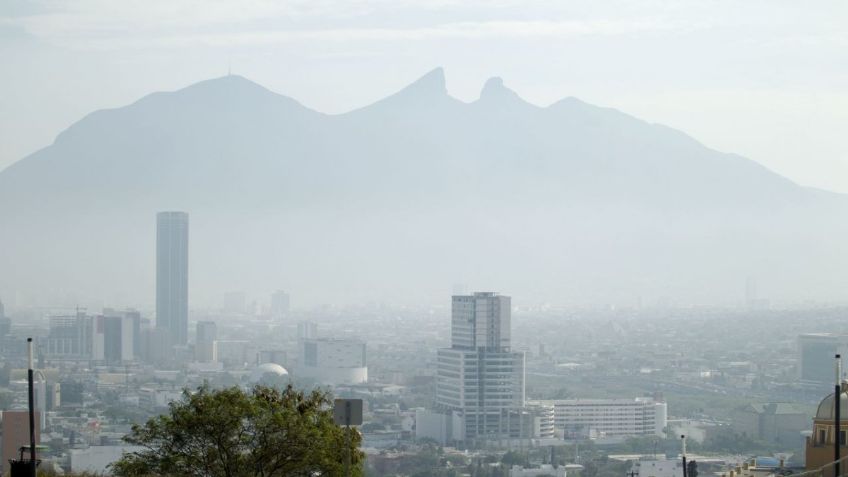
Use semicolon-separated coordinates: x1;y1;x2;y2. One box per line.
1;2;848;476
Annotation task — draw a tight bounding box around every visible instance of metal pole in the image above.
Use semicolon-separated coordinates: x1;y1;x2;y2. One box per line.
27;338;36;477
681;435;688;477
837;355;842;477
345;400;351;477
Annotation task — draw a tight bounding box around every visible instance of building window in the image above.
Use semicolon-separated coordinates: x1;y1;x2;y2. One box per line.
820;429;827;445
841;430;846;446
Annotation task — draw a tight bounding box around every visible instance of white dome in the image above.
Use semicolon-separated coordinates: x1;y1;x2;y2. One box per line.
250;363;289;384
816;383;848;420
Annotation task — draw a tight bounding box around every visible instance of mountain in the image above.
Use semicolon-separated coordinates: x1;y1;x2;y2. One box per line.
1;68;846;307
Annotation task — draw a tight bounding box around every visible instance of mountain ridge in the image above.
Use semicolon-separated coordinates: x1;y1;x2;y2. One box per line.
0;69;845;306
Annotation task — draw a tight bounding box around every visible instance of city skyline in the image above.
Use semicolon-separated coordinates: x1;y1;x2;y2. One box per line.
1;2;847;474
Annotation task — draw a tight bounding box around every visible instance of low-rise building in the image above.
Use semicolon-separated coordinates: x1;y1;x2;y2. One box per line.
531;397;667;439
629;458;683;477
732;402;810;445
297;338;367;385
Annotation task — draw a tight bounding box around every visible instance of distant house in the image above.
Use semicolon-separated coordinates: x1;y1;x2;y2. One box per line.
733;402;811;445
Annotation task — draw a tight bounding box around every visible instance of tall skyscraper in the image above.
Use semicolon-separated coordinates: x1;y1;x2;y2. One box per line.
435;292;525;443
156;211;189;345
798;333;848;383
46;311;93;359
271;290;290;320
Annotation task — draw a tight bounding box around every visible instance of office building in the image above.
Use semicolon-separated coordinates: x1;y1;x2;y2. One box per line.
435;292;525;443
271;290;290;320
297;338;367;384
103;308;141;359
156;211;189;345
195;320;218;362
798;334;848;383
524;403;556;439
531;397;667;439
139;327;173;365
46;311;93;359
92;314;134;363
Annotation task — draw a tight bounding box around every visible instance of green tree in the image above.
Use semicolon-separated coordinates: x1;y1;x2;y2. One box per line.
111;384;363;477
500;450;527;466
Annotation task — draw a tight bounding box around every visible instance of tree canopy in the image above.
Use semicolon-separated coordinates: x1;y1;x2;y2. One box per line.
111;384;363;477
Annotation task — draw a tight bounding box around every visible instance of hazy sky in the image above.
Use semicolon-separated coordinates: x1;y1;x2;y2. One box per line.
1;0;846;191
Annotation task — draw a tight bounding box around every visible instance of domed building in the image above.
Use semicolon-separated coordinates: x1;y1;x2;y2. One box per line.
248;363;290;387
806;382;848;475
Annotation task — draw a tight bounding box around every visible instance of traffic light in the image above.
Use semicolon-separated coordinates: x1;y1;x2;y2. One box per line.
687;460;698;477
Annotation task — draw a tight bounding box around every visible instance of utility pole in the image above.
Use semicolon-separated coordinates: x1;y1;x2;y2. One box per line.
27;338;36;477
836;354;842;477
681;435;688;477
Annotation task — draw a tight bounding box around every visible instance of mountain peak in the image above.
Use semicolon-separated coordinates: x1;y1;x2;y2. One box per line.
345;67;451;115
134;74;316;115
401;67;447;96
478;76;526;105
177;74;274;96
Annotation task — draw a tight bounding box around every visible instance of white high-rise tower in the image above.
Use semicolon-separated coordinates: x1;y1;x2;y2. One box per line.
435;292;525;443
